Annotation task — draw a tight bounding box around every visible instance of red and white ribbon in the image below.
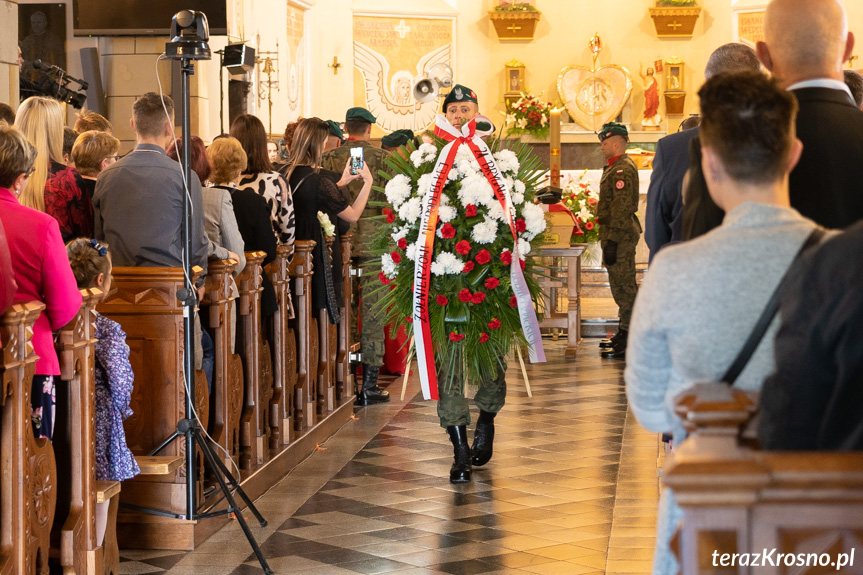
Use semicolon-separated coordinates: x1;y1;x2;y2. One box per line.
412;115;546;401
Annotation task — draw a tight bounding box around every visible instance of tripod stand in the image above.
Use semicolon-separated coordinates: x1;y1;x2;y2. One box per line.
117;10;273;574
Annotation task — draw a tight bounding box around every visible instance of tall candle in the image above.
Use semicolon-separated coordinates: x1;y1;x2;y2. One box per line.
550;107;561;187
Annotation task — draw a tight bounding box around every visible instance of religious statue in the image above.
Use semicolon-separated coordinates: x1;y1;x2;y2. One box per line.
640;64;662;129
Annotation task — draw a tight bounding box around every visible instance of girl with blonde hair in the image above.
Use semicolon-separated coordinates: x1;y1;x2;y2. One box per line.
16;96;90;240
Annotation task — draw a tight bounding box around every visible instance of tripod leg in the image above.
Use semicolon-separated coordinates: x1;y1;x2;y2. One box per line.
193;432;274;575
148;430;181;456
207;441;268;528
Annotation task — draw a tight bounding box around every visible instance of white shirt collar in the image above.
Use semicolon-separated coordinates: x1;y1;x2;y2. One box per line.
787;78;855;103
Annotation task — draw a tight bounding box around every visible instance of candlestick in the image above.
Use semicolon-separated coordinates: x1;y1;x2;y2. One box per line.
550;107;561;187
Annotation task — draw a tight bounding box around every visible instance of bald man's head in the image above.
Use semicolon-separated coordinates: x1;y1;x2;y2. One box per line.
758;0;854;86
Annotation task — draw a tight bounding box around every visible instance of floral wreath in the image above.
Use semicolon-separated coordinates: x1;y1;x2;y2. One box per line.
370;116;549;398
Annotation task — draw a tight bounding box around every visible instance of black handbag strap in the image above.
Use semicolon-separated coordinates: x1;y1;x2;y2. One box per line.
722;227;825;385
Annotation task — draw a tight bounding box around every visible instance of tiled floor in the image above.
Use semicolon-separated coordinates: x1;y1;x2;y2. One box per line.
118;339;660;575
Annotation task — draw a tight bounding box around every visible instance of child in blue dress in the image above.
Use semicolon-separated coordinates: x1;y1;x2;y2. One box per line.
66;238;140;545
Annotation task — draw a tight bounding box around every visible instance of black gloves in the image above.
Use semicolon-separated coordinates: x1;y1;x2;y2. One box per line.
603;241;618;266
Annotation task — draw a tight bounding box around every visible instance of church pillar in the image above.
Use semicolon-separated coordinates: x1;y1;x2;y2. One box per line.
0;0;18;107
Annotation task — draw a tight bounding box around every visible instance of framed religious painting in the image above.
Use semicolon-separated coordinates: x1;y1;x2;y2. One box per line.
504;59;525;106
19;3;67;84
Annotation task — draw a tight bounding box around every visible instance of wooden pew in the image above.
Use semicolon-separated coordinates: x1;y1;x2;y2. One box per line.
0;301;54;575
236;252;273;470
335;233;354;403
664;383;863;574
264;245;294;447
200;259;243;468
288;241;315;433
97;267;210;543
317;236;337;416
52;288;121;575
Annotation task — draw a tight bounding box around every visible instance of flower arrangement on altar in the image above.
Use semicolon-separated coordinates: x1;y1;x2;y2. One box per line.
504;93;555;139
562;170;600;243
370;133;548;388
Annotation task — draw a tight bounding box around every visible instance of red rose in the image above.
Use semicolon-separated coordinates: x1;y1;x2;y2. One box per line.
484;277;500;290
405;316;413;323
440;223;456;239
391;251;402;264
465;204;478;217
379;272;390;285
475;250;491;265
585;221;594;230
471;292;486;304
383;207;395;224
436;294;449;305
588;198;598;205
458;288;472;303
488;318;502;330
500;251;512;265
455;240;471;255
449;332;465;342
462;261;475;273
528;111;542;124
397;237;407;250
479;332;490;343
510;295;518;307
516;218;527;232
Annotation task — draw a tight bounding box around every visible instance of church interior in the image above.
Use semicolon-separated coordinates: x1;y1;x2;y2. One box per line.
2;0;863;573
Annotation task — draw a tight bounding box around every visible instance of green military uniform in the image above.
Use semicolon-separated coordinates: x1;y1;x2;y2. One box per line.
597;152;642;331
437;364;507;428
321;124;390;368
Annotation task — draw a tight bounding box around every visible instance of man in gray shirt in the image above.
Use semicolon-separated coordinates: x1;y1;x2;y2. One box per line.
94;92;227;270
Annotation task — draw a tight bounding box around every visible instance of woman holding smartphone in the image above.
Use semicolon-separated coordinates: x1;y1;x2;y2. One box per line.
279;117;373;326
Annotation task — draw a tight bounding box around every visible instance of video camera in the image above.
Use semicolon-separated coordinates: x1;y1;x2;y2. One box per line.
30;59;88;109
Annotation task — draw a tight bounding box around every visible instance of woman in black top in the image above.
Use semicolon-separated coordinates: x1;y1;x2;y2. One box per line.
278;118;373;324
207;136;280;318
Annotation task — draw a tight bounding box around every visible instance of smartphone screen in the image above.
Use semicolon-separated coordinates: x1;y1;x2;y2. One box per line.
350;147;364;175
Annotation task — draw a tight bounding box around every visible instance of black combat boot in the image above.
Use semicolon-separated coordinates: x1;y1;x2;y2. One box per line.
599;331;623;349
357;364;389;405
447;425;472;484
471;410;496;467
601;329;628;359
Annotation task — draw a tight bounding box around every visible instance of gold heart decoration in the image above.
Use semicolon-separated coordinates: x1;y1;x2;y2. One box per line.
557;65;633;132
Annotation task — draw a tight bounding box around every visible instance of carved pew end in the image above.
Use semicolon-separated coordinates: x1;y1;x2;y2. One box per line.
95;480;122;575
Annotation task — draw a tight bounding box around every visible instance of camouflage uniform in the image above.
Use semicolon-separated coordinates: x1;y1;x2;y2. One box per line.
597;154;642;331
322;140;390;366
437;363;507;428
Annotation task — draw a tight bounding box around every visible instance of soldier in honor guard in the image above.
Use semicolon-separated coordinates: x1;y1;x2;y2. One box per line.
596;122;642;360
322;107;391;404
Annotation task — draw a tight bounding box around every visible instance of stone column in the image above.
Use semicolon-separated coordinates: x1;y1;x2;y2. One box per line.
0;0;19;107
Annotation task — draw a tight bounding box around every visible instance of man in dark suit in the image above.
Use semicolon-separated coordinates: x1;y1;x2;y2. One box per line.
757;0;863;230
645;43;762;261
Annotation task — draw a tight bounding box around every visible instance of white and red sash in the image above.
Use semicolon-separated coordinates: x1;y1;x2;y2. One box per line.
412;115;546;401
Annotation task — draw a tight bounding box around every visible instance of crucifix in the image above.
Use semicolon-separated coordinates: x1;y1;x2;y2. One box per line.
328;56;342;75
667;21;683;31
507;24;522;33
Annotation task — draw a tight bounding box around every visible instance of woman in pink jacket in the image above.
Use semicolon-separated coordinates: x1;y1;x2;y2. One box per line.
0;123;81;439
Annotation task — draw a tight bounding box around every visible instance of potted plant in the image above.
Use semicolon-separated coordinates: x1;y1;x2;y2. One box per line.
649;0;701;38
489;2;542;41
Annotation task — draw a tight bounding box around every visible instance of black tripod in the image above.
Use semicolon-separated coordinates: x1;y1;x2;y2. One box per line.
117;10;273;575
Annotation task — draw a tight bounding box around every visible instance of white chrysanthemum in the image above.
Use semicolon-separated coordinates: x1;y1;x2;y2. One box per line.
385;174;412;207
486;202;506;222
430;251;463;276
381;253;398;278
511;191;525;205
405;242;419;262
494;149;520;174
438;205;457;223
522;202;546;236
417;173;434;199
517;238;531;260
471;218;499;244
391;227;409;243
398;197;422;223
513;180;525;194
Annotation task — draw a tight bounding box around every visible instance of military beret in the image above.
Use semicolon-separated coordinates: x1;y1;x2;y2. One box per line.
598;122;628;141
325;120;344;140
442;84;478;112
346;107;376;124
381;129;414;148
475;114;495;137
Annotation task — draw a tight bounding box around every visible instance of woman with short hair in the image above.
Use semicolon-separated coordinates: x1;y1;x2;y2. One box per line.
0;122;82;439
70;130;120;201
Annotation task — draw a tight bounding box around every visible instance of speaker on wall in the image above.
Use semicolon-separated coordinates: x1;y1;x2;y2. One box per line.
223;44;255;74
79;47;107;116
